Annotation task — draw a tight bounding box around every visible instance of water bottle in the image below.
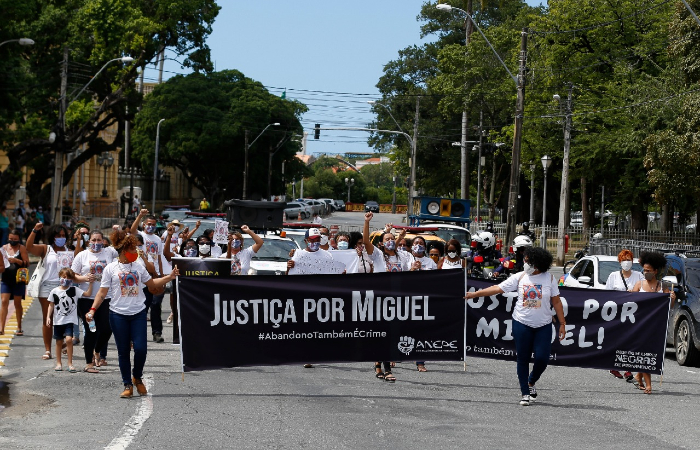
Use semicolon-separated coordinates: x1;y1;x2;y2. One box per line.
89;318;96;332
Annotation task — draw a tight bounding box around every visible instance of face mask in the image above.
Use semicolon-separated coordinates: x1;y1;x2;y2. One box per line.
412;244;425;255
82;234;89;243
644;271;655;281
320;235;329;246
384;240;396;251
620;260;633;271
185;248;197;257
124;251;139;263
8;240;19;246
145;225;156;234
307;241;320;252
231;239;242;249
59;278;72;287
430;254;439;263
199;244;211;254
90;242;103;252
337;241;349;250
523;262;536;275
448;251;458;259
54;237;66;247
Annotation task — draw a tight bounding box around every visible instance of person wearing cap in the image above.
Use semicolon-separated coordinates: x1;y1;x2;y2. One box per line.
162;219;185;254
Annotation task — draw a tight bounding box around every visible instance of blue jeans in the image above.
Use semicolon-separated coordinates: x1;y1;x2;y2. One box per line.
143;287;164;335
109;309;147;386
512;319;552;396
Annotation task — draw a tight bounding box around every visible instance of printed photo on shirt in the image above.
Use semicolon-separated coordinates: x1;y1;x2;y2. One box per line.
145;241;159;256
522;284;542;309
57;251;74;271
230;255;242;275
118;271;140;297
89;260;107;281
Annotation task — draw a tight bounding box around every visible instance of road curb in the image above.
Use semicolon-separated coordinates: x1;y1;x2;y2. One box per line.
0;297;35;369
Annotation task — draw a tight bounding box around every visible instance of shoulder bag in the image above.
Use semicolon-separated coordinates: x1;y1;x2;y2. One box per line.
26;255;46;298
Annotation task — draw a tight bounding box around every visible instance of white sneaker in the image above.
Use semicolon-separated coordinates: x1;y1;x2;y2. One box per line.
519;395;530;406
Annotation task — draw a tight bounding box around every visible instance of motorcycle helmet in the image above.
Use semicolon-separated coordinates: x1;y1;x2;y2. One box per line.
513;235;533;250
593;232;603;239
474;231;496;250
521;221;530;232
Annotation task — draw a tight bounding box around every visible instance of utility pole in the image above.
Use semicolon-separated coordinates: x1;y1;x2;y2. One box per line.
460;0;474;201
51;47;69;225
243;130;250;200
505;28;528;245
555;84;573;265
408;96;421;218
476;110;483;224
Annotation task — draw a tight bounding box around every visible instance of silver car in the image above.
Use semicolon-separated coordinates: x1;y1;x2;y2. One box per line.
284;202;311;220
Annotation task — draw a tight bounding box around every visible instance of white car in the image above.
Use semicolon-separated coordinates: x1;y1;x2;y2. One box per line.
416;223;472;257
242;233;298;275
562;255;642;289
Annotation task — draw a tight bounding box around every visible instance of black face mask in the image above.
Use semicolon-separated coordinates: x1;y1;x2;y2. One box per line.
8;240;20;246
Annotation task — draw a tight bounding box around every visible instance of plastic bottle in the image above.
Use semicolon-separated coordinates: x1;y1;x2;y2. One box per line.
89;318;96;332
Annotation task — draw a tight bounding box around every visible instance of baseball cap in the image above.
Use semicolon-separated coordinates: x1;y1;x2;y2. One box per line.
305;228;322;239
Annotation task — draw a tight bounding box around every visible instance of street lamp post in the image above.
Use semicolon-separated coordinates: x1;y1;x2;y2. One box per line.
292;178;296;200
345;177;355;203
0;38;35;49
97;152;115;197
244;123;279;200
540;155;552;249
152;118;165;212
392;176;397;214
529;163;536;227
555;85;574;265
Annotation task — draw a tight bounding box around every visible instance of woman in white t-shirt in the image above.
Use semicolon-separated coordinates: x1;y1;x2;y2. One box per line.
465;247;567;406
224;225;263;275
604;249;642;381
71;230;119;373
408;236;437;271
86;230;178;399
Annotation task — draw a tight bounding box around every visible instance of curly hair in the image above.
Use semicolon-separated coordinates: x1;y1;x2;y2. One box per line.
46;224;69;246
348;231;363;249
523;247;553;273
639;251;666;271
445;239;462;255
110;229;138;252
617;249;634;262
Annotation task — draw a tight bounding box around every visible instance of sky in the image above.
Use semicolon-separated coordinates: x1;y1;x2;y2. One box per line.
145;1;544;157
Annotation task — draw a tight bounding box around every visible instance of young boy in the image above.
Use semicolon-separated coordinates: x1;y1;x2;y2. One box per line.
47;268;84;372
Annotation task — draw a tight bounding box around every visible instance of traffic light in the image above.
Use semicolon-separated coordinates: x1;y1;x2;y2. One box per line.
314;124;320;140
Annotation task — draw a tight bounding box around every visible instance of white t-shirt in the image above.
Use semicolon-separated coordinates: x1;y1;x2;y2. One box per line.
605;270;643;292
409;254;438;270
442;258;463;270
100;260;152;315
228;247;255;275
499;271;560;328
139;230;163;273
71;247;119;299
49;286;84;325
381;250;412;272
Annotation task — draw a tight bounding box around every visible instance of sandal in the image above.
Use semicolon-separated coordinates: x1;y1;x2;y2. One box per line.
68;365;77;373
83;365;100;374
167;313;174;324
384;371;396;382
15;330;23;336
417;364;427;372
42;351;52;360
644;387;652;394
54;364;63;371
375;363;385;379
99;358;107;366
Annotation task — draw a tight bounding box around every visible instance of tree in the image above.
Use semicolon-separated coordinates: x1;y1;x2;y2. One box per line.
0;0;220;208
131;70;307;207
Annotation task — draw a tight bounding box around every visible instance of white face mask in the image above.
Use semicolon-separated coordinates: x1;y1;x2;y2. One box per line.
199;244;211;254
447;251;458;259
620;260;633;271
523;262;536;275
320;235;329;246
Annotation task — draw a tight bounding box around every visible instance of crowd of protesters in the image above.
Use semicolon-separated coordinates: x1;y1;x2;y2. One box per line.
0;205;676;404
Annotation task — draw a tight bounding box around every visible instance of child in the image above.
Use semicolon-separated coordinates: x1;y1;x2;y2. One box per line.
46;268;84;372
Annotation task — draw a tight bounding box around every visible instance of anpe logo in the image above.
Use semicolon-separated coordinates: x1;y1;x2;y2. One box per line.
398;336;415;355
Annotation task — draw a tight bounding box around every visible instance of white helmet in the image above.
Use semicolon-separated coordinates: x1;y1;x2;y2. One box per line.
474;231;495;249
593;232;603;239
513;235;533;250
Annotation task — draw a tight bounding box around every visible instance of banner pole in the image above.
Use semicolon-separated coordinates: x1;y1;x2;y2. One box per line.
176;273;185;380
659;290;673;386
463;258;468;371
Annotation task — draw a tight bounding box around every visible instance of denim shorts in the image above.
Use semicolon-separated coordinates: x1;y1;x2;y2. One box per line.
0;281;25;297
53;323;77;340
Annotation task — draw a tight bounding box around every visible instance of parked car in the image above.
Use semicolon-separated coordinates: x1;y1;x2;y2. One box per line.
180;217;218;240
300;199;326;216
243;233;298;275
284;202;311;220
664;255;700;366
686;223;696;233
416;223;472;257
318;198;335;214
334;199;345;211
562;255;642;290
570;211;583;227
365;201;380;213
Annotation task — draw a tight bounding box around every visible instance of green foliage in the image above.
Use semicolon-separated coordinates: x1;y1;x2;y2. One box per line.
131;70;307;206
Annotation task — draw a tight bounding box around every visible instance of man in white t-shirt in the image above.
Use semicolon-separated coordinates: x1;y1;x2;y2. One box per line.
130;209;167;343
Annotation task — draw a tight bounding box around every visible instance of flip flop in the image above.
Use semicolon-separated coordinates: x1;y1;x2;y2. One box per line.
83;366;100;373
68;366;77;373
42;351;52;360
54;365;63;371
15;330;24;336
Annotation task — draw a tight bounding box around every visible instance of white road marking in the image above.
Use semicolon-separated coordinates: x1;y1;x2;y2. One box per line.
686;370;697;374
105;376;154;450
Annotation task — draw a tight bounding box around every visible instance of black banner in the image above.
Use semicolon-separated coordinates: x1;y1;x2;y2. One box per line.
466;279;671;375
172;257;232;278
177;270;465;371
